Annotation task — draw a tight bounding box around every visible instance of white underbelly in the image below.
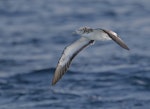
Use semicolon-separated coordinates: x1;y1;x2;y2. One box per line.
82;30;111;41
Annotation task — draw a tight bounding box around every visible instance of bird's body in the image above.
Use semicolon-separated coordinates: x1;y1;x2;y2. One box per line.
52;27;129;85
80;29;111;40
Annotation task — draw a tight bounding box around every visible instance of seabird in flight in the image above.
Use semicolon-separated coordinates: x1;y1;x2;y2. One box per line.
52;27;129;85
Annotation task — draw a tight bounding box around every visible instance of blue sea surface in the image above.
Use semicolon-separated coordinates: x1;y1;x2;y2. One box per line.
0;0;150;109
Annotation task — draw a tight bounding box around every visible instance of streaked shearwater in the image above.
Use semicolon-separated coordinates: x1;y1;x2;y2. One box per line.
52;27;129;85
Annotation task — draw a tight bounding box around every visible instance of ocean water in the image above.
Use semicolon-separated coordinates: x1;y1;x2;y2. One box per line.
0;0;150;109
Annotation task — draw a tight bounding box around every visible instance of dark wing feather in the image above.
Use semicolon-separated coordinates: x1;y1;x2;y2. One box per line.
102;29;130;50
52;37;94;85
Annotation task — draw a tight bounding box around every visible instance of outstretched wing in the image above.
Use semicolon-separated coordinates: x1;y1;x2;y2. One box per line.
52;37;94;85
102;29;130;50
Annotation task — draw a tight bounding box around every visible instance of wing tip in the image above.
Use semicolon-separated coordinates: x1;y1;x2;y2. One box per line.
51;65;66;86
51;70;60;86
51;79;56;86
125;47;130;51
123;45;130;51
51;68;59;86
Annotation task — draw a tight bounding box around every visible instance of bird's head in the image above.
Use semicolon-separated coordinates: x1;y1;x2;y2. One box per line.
75;27;93;35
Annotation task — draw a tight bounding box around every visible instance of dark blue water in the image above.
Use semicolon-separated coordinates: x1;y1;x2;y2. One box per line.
0;0;150;109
